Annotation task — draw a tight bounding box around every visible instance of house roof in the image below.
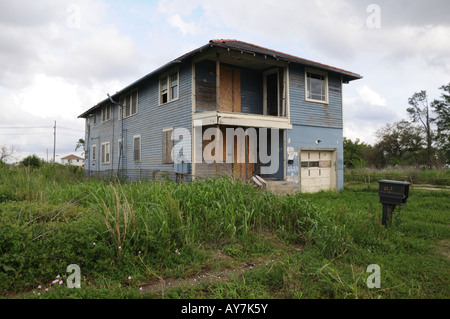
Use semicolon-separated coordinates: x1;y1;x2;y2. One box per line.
208;39;362;80
61;154;84;160
78;40;362;118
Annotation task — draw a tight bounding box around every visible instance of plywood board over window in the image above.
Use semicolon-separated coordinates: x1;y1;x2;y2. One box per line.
162;128;174;164
219;65;241;113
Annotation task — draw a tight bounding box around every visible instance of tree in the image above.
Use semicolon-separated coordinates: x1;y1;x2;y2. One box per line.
375;120;426;167
75;138;85;152
343;137;372;168
22;155;43;168
431;83;450;164
0;145;18;163
407;90;434;167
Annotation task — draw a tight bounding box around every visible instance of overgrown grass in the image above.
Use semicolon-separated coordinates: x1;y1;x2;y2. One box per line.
0;165;448;299
345;167;450;186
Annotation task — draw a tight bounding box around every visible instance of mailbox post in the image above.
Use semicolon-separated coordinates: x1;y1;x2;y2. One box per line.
378;180;411;227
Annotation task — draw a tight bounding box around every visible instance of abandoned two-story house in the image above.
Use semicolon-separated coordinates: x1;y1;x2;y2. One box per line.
78;40;362;193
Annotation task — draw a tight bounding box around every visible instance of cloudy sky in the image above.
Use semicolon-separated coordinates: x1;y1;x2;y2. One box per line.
1;0;449;162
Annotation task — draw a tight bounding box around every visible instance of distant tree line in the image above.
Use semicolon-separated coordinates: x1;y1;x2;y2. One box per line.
344;83;450;169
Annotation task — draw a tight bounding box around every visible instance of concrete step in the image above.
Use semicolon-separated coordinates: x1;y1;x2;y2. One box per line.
265;180;299;195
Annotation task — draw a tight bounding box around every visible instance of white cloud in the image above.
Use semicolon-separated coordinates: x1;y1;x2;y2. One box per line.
168;14;199;36
355;85;387;107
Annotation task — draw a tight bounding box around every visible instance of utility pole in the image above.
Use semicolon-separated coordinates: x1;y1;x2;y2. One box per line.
53;121;56;164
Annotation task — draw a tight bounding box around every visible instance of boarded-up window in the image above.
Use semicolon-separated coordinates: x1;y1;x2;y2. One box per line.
133;135;141;162
92;145;96;161
162;129;174;164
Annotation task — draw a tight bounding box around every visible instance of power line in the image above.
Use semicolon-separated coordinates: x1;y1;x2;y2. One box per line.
58;126;85;132
0;132;51;136
0;126;52;129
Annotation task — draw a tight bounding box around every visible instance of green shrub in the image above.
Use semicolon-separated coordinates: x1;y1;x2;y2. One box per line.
21;155;43;168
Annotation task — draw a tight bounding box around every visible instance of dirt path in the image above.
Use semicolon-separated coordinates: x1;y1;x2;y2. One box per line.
140;245;304;296
412;184;450;191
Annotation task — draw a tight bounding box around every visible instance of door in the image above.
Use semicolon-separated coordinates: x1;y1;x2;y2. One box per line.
300;150;334;193
219;65;241;113
264;69;279;116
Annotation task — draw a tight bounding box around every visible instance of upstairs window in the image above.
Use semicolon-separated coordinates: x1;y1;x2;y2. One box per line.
102;104;111;122
160;69;179;105
119;90;138;119
306;69;328;103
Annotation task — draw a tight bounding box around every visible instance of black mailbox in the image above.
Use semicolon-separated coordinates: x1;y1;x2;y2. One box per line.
377;180;411;226
378;180;410;205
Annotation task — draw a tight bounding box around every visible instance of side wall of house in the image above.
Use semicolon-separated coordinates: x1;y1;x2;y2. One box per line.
287;64;344;189
84;63;192;179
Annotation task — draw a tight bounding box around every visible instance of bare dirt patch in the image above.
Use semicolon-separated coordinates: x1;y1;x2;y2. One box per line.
435;239;450;259
141;243;305;296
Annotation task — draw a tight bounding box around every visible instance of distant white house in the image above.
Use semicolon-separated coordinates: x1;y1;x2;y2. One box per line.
61;154;84;167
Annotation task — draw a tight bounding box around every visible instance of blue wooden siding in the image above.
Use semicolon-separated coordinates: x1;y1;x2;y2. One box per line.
289;64;342;128
240;68;263;115
85;64;192;177
286;125;344;189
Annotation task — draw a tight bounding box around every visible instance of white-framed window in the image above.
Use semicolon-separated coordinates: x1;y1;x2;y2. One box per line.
101;142;110;164
92;114;97;125
119;90;138;119
159;69;179;105
133;134;141;162
102;104;111;122
162;127;174;164
92;144;97;161
305;68;328;104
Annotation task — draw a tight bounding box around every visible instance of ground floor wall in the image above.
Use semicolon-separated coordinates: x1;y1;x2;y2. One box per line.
285;125;344;190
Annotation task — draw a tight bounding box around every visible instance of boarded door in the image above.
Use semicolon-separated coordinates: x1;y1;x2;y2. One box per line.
219;65;241;113
232;134;254;179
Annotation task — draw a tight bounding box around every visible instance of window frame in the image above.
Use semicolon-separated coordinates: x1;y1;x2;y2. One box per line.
101;142;111;164
102;104;111;122
133;134;141;163
159;69;179;105
305;68;329;104
92;144;97;161
119;90;138;120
